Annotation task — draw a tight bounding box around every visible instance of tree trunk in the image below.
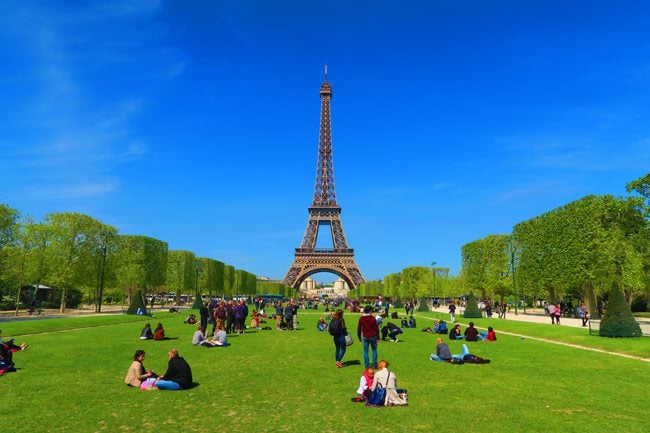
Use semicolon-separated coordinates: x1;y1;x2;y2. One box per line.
583;282;598;319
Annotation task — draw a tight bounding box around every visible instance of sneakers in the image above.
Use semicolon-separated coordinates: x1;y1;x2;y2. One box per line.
351;396;364;402
392;338;399;342
336;361;343;368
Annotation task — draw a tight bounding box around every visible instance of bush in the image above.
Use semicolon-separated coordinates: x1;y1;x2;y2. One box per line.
630;295;648;313
463;292;483;318
0;298;16;310
599;281;642;338
126;289;147;315
417;298;429;312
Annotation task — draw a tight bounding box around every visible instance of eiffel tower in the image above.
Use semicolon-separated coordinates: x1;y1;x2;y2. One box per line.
283;68;365;290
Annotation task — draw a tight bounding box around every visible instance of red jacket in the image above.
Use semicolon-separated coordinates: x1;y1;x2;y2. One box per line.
357;314;379;340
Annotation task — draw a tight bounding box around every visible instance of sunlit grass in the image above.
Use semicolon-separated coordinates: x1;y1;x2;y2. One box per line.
2;309;648;433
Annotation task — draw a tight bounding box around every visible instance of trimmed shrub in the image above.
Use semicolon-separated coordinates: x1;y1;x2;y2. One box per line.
599;281;642;338
127;289;147;315
463;292;483;318
417;298;429;312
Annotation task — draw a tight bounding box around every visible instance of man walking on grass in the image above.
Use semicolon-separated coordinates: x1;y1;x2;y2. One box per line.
357;305;379;368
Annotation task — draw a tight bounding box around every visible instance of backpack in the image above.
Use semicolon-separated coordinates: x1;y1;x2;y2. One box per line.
329;319;341;336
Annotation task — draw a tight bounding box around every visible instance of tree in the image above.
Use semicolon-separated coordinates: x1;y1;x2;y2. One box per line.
461;235;510;301
400;267;432;303
114;235;168;307
43;213;112;313
599;280;642;337
223;265;235;297
513;195;645;318
167;250;196;301
0;204;19;300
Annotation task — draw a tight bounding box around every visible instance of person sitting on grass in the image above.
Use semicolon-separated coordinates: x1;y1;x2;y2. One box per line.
0;330;28;352
430;338;490;364
183;314;197;325
352;367;374;402
124;349;156;388
317;317;328;332
369;360;407;406
449;324;463;340
212;321;229;346
192;326;212;347
435;320;448;334
430;337;463;363
484;326;497;341
151;349;193;391
153;323;167;340
464;322;479;341
139;323;154;340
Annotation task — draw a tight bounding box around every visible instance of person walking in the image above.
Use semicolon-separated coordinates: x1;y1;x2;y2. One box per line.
357;305;380;369
329;309;347;368
448;302;456;323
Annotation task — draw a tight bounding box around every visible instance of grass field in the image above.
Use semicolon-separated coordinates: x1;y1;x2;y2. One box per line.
2;309;648;433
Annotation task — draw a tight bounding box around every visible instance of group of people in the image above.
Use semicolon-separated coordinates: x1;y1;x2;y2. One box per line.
200;300;250;336
448;323;497;341
273;300;299;331
125;348;193;391
191;322;229;347
139;322;171;340
327;305;383;369
352;360;408;406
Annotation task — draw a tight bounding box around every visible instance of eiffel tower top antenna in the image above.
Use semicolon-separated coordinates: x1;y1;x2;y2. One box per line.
324;64;328;81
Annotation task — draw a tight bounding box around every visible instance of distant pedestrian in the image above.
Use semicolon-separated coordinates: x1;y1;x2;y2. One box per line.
553;304;561;325
448;302;456;323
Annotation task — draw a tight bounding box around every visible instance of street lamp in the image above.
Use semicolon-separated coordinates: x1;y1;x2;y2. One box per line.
431;261;437;309
96;231;110;313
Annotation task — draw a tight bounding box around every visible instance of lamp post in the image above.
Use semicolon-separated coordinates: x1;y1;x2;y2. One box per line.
96;231;110;313
509;236;521;315
431;261;437;309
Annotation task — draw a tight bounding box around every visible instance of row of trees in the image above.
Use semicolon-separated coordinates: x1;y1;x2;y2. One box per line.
460;173;650;317
350;265;460;303
0;207;289;313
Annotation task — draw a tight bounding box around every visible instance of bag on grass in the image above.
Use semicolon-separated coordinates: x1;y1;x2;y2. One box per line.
366;372;390;407
366;385;386;406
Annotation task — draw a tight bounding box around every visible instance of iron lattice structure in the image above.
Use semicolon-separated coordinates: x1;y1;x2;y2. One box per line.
283;71;365;290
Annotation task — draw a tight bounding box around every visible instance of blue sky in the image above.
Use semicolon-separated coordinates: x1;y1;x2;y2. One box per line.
1;1;649;282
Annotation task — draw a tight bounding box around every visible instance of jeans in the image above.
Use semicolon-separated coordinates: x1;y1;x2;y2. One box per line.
155;380;181;390
362;337;378;368
334;334;346;362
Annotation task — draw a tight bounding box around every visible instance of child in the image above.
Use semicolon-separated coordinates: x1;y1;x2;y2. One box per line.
352;367;374;402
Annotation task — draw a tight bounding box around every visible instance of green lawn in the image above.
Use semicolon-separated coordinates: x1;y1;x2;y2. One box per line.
2;309;648;433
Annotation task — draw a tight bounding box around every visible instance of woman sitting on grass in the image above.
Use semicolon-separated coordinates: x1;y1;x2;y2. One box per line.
154;323;167;340
125;349;156;388
212;320;229;346
369;360;407;406
352;367;374;402
139;323;154;340
448;324;463;340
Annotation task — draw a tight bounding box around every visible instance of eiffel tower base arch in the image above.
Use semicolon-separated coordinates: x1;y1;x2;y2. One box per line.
283;251;364;290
